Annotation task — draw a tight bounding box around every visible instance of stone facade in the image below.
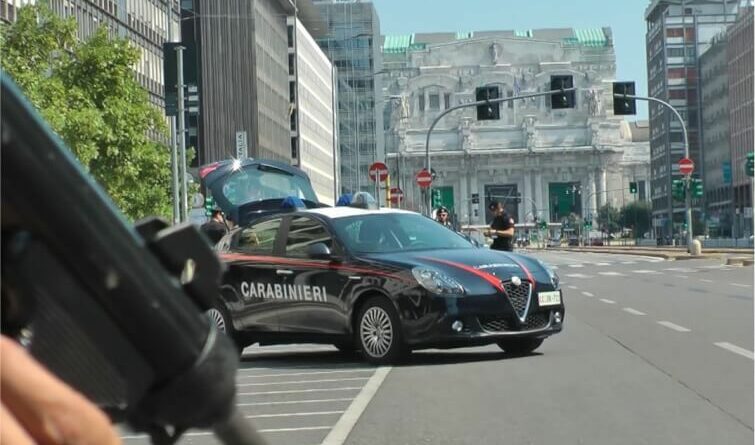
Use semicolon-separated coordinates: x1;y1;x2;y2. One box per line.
382;29;650;226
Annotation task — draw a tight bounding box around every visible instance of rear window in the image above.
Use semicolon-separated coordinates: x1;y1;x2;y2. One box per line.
221;167;318;205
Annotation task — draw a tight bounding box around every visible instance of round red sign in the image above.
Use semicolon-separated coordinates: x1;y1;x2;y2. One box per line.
368;162;389;182
416;169;433;188
389;187;404;203
678;157;694;176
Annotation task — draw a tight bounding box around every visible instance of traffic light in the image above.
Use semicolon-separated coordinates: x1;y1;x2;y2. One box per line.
629;181;638;194
431;188;442;208
204;195;215;217
671;179;686;201
612;81;637;115
746;152;754;177
475;86;500;120
550;75;575;109
539;220;548;230
691;178;704;198
515;192;522;204
471;193;480;204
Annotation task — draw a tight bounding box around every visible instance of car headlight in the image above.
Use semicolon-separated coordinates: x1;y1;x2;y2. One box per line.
536;259;560;289
412;267;465;296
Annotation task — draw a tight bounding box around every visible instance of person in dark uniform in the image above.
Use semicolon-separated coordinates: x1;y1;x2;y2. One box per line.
486;201;515;251
436;206;452;228
200;206;228;245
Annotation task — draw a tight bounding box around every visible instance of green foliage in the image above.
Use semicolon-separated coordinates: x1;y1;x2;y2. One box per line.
620;201;652;238
596;205;621;234
1;4;172;220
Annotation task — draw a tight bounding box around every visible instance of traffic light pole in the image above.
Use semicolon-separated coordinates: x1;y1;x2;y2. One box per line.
615;93;693;250
424;88;577;216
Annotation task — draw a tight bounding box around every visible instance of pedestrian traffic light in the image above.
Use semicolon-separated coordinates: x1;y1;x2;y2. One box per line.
431;188;442;207
629;181;638;194
471;193;480;204
550;75;575;109
612;81;637;115
692;178;704;198
475;86;500;120
671;179;686;201
746;152;754;177
204;195;215;217
515;192;522;204
539;220;548;230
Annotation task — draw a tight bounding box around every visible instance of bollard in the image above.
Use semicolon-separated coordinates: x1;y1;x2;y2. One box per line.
690;239;702;256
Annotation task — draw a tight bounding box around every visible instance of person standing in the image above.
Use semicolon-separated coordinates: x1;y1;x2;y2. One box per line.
200;206;228;245
436;206;453;228
486;201;515;251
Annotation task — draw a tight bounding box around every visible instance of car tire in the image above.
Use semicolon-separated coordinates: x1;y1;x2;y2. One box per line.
497;337;544;355
206;302;245;357
356;297;406;365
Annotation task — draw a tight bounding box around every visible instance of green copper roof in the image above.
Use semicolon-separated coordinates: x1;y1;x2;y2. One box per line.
383;34;415;54
573;28;607;47
514;29;533;38
455;31;474;40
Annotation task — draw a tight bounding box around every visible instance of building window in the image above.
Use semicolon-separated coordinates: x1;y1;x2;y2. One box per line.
429;93;440;110
418;94;425;112
287;25;294;47
668;68;686;78
291;137;298;158
669;89;686;99
444;93;451;109
288;54;295;75
666;28;683;38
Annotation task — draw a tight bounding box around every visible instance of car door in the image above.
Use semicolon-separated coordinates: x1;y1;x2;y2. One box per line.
276;215;351;335
223;217;285;333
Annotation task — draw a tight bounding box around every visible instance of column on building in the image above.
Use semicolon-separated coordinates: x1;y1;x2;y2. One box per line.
523;170;533;222
536;171;546;222
470;166;480;224
587;170;597;217
459;160;469;225
599;168;607;208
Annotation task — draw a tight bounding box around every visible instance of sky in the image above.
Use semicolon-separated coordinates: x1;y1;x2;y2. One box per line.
373;0;650;120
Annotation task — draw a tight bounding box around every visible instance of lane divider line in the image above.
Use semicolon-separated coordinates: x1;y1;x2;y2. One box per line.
245;411;344;419
713;342;754;360
700;278;714;283
567;285;578;290
622;307;646;316
237;369;375;380
238;387;363;396
599;298;616;304
581;291;594;297
657;321;691;332
731;283;752;288
321;366;392;445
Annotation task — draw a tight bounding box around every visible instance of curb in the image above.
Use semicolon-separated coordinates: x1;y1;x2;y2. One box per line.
548;247;722;261
726;257;755;266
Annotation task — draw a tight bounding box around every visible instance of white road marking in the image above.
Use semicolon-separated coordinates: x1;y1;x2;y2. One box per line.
713;342;754;360
731;283;752;288
238;387;363;396
236;365;374;374
664;267;696;273
675;275;690;279
622;307;646;316
702;264;725;269
700;278;714;283
657;321;691;332
594;262;612;266
565;273;593;278
551;266;559;270
237;369;375;379
632;270;659;274
598;271;626;276
321;366;392;445
581;291;594;297
568;264;584;268
245;411;345;419
236;377;369;387
122;426;335;440
599;298;616;304
237;398;354;407
567;285;578;289
621;261;637;264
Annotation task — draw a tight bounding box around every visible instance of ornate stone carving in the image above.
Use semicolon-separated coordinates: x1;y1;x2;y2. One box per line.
490;42;502;64
522;115;537;151
585;89;603;117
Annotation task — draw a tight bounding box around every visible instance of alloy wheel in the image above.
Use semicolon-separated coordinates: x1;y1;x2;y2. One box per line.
359;306;394;358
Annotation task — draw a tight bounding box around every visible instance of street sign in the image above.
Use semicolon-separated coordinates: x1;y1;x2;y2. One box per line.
416;169;432;188
678;157;694;176
235;131;248;159
389;187;404;203
368;162;389;182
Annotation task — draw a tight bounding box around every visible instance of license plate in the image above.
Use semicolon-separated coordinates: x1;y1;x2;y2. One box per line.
538;291;561;306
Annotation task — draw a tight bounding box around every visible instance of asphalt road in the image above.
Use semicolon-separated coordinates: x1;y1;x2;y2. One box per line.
119;251;753;445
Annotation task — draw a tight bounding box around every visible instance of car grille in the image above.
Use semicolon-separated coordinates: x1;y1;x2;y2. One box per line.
478;312;550;333
503;280;531;319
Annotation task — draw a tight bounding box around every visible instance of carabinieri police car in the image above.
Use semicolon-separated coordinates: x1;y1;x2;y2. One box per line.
210;193;564;364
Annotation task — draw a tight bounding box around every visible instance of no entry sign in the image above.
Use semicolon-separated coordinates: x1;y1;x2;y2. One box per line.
368;162;389;182
678;157;694;176
416;169;432;188
389;187;404;203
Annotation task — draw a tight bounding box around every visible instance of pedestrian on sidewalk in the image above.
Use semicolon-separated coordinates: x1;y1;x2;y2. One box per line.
486;201;515;251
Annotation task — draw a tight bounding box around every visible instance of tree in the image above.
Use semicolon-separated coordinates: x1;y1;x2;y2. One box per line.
1;5;172;220
596;204;621;235
620;201;652;238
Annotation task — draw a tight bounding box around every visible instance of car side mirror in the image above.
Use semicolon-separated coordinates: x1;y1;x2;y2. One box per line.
306;242;332;260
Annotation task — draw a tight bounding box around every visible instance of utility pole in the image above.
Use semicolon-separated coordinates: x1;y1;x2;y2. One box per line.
167;1;180;224
176;45;188;222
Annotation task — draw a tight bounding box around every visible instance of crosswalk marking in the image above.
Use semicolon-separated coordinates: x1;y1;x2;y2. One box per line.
567;285;578;289
700;278;714;283
731;283;752;288
657;321;691;332
581;291;594;297
622;307;646;316
568;264;584;268
621;261;637;265
594;262;612;266
598;271;626;276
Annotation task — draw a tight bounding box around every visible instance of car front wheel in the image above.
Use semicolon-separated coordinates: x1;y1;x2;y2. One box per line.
497;337;544;355
356;297;406;365
207;303;245;357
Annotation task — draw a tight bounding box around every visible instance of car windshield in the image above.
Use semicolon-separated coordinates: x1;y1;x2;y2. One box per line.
331;213;473;254
221;167;318;205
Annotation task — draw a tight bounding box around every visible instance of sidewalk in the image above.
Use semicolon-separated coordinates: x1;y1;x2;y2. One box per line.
547;246;753;263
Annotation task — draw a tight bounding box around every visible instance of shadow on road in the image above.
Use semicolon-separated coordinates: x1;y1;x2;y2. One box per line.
238;349;368;370
398;349;542;367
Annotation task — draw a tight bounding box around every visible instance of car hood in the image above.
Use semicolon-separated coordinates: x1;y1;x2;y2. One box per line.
360;248;554;295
